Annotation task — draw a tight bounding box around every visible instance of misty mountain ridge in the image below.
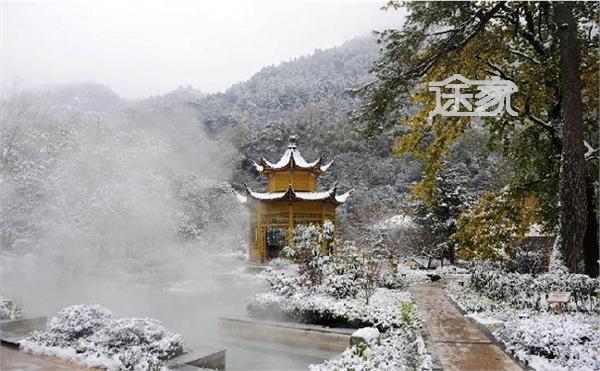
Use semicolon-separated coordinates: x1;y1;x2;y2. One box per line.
39;82;124;112
37;37;377;114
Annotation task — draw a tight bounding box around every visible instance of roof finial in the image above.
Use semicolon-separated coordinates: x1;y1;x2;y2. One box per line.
288;134;298;148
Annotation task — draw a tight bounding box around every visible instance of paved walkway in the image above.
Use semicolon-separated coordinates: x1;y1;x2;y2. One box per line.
409;284;523;371
0;345;94;371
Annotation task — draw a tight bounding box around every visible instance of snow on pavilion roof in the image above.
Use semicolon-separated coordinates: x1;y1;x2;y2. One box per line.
234;184;352;205
252;135;332;173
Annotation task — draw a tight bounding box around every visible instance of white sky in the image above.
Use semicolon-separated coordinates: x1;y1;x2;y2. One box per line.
0;1;405;98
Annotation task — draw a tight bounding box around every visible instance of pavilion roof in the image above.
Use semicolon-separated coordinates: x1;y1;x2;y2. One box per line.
252;135;332;173
234;184;352;205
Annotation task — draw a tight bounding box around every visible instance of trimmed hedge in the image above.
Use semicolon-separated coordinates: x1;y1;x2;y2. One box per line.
470;264;600;312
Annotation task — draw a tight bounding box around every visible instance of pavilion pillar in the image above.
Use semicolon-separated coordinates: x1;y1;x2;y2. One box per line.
287;203;293;247
320;202;327;254
257;209;267;263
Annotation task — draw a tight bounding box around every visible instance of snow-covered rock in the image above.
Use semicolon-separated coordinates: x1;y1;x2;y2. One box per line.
350;327;380;346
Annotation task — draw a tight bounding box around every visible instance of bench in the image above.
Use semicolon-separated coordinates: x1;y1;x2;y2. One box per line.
548;291;570;313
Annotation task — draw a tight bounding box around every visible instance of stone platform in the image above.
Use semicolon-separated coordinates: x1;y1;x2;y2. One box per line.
167;347;226;370
219;316;354;353
0;317;47;346
0;316;225;370
0;345;96;371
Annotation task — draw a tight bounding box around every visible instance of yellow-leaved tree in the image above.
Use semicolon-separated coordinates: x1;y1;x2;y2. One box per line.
358;1;598;274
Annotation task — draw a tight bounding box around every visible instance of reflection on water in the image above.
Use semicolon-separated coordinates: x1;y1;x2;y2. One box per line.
1;252;331;370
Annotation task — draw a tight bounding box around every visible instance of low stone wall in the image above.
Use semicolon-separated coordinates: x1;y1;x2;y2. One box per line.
0;317;46;333
218;316;354;353
0;317;47;345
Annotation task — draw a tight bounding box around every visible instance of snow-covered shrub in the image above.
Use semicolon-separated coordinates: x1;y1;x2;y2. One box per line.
470;263;600;312
263;268;301;298
322;219;335;254
356;257;381;305
248;288;416;331
29;304;113;347
378;266;407;290
446;280;506;314
288;224;321;258
449;263;600;370
114;349;163;371
0;297;23;320
366;290;418;330
90;318;183;361
287;224;329;287
310;327;432;371
21;304;183;370
262;244;363;300
320;271;359;299
495;314;600;370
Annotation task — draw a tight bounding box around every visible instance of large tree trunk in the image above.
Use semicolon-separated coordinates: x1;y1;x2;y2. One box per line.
583;178;599;277
554;3;587;272
447;245;455;265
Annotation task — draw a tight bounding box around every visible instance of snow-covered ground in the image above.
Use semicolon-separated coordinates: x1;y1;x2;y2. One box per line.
447;276;600;370
496;313;600;370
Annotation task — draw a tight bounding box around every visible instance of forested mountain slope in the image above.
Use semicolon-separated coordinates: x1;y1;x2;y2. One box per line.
188;37;423;234
2;36;499;253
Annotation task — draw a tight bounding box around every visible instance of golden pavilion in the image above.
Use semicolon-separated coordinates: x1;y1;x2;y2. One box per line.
235;135;351;263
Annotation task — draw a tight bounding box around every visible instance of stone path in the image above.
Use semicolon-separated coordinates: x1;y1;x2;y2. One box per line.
409;284;523;371
0;345;94;371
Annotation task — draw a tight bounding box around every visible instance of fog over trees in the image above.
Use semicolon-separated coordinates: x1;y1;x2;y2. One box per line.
1;36;509;265
0;83;242;274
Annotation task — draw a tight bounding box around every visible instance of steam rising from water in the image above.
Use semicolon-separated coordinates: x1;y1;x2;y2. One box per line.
0;85;246;325
0;86;329;369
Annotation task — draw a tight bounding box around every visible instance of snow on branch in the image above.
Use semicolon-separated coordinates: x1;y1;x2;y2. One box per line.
584;140;599;161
